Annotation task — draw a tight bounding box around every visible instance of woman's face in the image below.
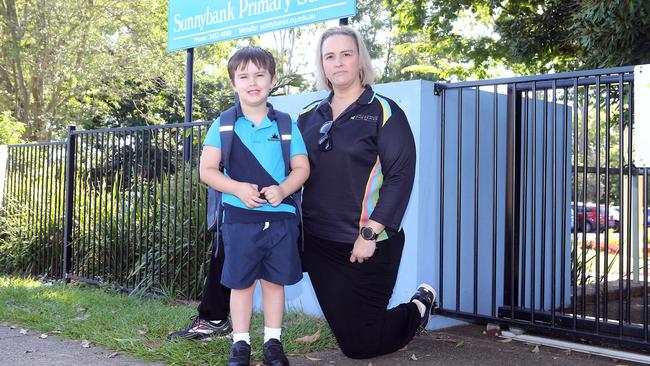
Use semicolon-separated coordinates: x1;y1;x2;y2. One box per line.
321;34;361;90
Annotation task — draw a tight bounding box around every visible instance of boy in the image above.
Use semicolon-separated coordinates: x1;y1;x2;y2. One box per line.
200;46;309;366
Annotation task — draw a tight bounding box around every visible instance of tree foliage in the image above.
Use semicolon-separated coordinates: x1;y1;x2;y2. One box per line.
0;0;237;141
385;0;650;77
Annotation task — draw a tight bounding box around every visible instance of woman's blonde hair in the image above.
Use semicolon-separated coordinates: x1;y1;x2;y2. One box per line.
315;26;375;91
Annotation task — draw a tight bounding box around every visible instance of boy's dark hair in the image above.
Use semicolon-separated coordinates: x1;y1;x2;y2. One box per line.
227;46;276;81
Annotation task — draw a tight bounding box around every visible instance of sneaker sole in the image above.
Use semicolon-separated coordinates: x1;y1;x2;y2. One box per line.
417;283;437;314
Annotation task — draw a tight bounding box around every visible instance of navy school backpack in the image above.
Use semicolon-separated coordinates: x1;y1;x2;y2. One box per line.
205;106;303;250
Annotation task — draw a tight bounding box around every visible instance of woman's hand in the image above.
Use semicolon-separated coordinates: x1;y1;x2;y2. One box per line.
235;182;266;208
260;185;285;207
350;235;377;264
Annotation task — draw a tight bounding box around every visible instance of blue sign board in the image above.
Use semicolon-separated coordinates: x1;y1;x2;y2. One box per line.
168;0;357;52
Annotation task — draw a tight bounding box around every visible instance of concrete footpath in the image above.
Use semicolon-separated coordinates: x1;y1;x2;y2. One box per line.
0;323;644;366
0;324;161;366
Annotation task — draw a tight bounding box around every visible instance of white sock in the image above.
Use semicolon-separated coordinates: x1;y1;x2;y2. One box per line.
264;327;282;343
412;299;426;317
232;332;250;345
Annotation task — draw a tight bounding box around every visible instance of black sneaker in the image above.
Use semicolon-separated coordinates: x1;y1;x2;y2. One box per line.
263;338;289;366
227;340;251;366
167;316;232;341
410;283;437;334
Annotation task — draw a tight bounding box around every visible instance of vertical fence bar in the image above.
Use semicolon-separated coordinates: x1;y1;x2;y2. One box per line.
456;87;463;312
581;84;588;319
166;129;173;290
626;79;633;324
491;85;498;317
618;73;624;335
173;129;180;294
194;126;201;298
81;135;89;279
505;85;522;316
181;128;189;299
541;88;549;314
145;130;152;288
27;144;35;274
439;88;446;309
138;130;145;289
157;129;163;287
572;78;578;329
595;76;601;333
63;126;77;282
38;145;46;274
530;82;537;321
551;81;557;326
604;83;611;321
126;132;134;289
473;86;480;314
521;90;529;309
643;169;648;341
91;133;98;280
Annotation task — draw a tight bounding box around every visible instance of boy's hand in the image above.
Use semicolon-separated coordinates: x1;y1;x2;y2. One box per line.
259;185;285;207
235;183;266;208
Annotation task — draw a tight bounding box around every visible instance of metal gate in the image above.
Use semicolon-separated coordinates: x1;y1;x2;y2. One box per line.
434;66;650;351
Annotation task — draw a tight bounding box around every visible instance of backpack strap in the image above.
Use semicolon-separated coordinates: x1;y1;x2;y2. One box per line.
275;110;293;177
218;107;238;172
207;106;237;236
274;110;304;250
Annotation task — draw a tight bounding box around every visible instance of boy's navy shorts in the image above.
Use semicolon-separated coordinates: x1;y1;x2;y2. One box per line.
220;217;303;289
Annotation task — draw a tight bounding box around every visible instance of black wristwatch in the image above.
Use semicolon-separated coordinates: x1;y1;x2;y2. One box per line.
360;226;379;241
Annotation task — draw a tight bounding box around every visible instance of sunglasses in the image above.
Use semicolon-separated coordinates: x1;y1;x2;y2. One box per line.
319;120;333;152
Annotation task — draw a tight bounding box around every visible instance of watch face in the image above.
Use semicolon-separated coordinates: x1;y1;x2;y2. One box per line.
361;227;375;240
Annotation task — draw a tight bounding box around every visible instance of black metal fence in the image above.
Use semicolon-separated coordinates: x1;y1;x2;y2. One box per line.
1;142;67;277
435;66;650;351
1;122;214;300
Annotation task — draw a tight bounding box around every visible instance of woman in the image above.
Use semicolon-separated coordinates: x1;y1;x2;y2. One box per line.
297;26;436;359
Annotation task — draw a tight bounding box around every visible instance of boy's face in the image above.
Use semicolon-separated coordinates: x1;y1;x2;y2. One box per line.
231;61;276;108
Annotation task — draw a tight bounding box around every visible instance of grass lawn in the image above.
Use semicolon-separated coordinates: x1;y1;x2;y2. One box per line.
0;276;337;365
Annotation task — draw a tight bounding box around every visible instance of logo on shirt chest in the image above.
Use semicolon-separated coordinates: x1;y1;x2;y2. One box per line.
351;114;379;122
267;133;281;142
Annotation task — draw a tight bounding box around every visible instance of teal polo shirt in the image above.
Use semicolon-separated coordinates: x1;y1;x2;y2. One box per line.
203;110;307;215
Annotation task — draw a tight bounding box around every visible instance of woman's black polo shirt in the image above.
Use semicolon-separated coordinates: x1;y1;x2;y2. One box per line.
297;85;416;243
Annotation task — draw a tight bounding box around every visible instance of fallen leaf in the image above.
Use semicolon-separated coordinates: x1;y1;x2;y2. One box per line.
81;340;92;348
410;353;418;361
456;340;465;348
107;352;119;359
143;341;160;348
19;329;28;335
305;355;322;361
531;345;540;353
296;329;321;344
496;338;512;343
39;334;48;339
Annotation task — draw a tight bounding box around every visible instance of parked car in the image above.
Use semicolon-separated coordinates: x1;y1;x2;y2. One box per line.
608;206;620;231
575;203;607;232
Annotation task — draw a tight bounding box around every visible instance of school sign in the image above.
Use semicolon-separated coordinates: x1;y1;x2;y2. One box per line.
168;0;357;52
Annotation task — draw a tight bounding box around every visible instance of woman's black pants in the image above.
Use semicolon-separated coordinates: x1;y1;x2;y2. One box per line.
301;230;421;359
197;235;231;320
